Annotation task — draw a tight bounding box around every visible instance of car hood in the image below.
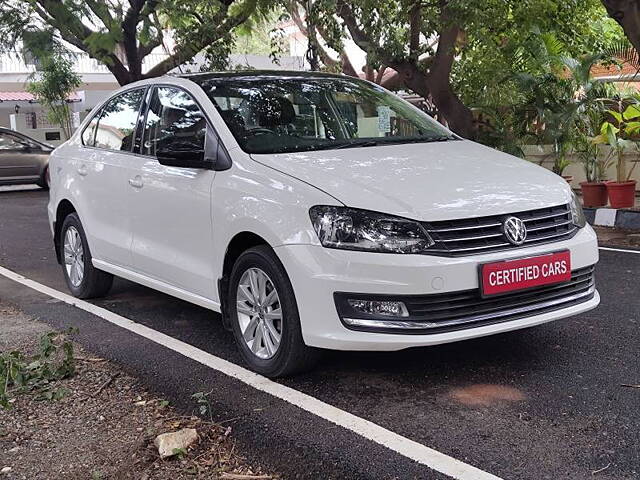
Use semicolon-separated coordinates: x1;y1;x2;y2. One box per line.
250;140;572;221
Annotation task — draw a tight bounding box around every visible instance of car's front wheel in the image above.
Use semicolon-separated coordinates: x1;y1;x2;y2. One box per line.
228;245;320;377
60;213;113;299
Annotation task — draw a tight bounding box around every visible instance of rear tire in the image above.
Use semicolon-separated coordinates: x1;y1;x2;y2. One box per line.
36;166;49;190
228;245;320;377
60;213;113;299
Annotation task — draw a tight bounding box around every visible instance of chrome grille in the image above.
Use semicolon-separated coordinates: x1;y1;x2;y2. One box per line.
336;266;595;334
423;204;577;256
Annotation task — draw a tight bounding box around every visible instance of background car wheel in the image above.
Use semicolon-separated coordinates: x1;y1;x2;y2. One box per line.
60;213;113;299
228;245;320;377
36;166;50;190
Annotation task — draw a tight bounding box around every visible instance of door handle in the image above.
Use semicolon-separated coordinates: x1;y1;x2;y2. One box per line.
128;176;143;189
77;164;88;176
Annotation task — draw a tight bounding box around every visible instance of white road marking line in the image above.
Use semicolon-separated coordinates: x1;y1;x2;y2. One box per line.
599;246;640;254
0;265;500;480
0;185;41;192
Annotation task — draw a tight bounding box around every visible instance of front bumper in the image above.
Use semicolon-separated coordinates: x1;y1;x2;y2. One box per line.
274;225;600;351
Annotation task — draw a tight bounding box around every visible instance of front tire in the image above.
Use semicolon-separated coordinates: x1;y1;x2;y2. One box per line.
60;213;113;299
228;245;320;377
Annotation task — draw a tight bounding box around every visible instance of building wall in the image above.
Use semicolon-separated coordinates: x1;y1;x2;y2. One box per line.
523;145;640;191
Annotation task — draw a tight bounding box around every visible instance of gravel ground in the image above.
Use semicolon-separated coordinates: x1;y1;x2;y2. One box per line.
0;304;275;480
594;225;640;249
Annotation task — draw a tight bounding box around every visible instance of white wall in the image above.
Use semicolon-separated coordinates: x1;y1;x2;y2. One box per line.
523;144;640;190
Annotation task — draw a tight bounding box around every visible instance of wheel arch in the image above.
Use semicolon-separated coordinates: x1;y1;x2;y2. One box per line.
53;199;78;264
218;231;271;330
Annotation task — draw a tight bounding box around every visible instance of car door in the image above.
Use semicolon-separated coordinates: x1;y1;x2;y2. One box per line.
0;131;41;182
73;87;147;267
128;85;217;298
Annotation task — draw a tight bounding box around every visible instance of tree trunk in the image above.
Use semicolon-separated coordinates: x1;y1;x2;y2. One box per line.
427;79;475;139
602;0;640;55
402;69;475;138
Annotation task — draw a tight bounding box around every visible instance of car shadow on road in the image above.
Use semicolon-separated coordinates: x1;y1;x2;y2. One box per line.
102;276;569;390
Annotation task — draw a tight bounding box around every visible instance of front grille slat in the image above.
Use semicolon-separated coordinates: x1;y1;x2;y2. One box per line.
429;222;502;233
523;227;577;244
526;219;572;232
423;204;576;256
439;232;504;242
522;210;571;222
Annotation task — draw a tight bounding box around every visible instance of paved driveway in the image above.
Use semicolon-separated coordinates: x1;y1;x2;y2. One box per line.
1;188;638;479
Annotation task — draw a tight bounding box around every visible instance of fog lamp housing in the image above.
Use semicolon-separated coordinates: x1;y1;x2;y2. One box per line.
347;299;409;317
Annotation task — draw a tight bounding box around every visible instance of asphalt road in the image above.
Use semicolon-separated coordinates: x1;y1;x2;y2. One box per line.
1;188;639;480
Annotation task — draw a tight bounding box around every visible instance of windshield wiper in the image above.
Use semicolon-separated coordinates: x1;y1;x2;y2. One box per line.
382;135;457;144
295;135;456;153
331;136;457;150
332;140;381;149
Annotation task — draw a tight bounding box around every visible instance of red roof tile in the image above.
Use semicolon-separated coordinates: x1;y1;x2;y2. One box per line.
0;91;81;102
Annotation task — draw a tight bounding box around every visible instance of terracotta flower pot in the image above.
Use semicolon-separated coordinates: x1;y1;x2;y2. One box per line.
580;182;608;208
605;180;637;209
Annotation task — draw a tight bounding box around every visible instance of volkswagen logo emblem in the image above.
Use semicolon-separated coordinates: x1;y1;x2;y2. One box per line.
502;216;527;245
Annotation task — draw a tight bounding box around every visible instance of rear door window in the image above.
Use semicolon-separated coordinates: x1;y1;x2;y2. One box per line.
94;89;145;152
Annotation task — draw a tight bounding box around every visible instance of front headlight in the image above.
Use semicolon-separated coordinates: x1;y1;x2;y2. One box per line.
570;192;586;228
309;206;435;253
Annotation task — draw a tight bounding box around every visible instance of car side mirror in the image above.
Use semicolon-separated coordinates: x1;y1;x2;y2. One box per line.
156;144;210;169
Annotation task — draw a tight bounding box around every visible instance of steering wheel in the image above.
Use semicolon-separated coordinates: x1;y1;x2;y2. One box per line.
245;128;274;137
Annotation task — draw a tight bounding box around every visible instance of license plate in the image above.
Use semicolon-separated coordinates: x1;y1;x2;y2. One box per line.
480;250;571;296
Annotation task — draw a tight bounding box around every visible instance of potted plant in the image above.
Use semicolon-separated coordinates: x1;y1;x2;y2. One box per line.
593;104;640;208
576;109;611;207
576;137;610;206
551;140;574;183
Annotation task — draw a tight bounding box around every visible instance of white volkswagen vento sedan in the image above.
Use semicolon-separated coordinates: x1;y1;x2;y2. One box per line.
48;71;600;376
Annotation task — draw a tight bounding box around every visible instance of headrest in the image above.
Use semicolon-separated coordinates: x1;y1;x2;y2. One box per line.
220;110;246;136
254;96;296;127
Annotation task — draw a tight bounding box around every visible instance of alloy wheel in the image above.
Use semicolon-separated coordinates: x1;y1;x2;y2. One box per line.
236;267;283;359
63;226;84;287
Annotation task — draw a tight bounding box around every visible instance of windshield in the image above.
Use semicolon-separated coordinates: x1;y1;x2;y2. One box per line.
192;75;455;154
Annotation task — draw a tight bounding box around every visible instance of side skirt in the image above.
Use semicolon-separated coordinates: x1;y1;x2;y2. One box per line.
92;259;222;313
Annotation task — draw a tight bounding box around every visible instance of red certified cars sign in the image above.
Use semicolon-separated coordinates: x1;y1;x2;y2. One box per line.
480;250;571;296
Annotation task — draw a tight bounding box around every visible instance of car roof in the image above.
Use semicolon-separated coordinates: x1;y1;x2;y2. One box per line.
176;70;357;81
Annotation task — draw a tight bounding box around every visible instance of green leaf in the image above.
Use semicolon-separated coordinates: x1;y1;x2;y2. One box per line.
609;111;623;124
625;121;640;135
623;104;640;120
600;122;618;135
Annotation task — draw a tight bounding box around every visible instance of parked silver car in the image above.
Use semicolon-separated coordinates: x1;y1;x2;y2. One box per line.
0;127;52;189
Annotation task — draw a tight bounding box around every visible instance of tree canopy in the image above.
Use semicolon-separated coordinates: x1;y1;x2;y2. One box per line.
290;0;623;138
0;0;276;85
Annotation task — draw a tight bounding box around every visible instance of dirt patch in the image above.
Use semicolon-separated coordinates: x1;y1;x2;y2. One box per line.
594;226;640;249
0;305;276;480
448;384;526;407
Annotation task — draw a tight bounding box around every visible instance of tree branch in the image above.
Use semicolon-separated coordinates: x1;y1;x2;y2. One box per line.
336;0;410;74
122;0;150;78
408;1;421;59
143;2;249;78
34;0;131;84
139;36;163;59
85;0;115;29
289;4;358;77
